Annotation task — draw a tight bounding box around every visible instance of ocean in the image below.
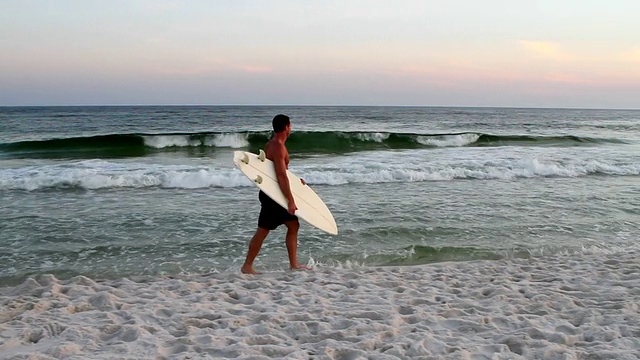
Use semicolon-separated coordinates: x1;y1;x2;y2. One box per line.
1;106;639;285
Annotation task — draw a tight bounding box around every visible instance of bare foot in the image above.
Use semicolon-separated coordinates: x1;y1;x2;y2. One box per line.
290;264;312;271
241;265;261;275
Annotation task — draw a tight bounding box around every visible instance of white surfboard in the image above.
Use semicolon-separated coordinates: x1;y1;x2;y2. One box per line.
233;150;338;235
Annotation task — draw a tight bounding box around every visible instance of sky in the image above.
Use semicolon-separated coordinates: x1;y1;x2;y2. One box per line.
1;0;639;108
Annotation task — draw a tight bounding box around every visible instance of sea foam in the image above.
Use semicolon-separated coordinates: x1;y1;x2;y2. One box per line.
1;157;639;191
0;162;251;190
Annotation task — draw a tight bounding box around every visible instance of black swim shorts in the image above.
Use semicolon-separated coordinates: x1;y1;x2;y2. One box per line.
258;191;298;230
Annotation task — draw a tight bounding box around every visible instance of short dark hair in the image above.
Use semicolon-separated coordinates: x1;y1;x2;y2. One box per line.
272;114;290;133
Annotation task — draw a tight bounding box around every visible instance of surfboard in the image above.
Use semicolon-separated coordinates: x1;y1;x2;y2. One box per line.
233;150;338;235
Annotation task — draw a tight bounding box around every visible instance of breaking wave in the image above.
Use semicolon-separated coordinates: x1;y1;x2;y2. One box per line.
0;131;627;159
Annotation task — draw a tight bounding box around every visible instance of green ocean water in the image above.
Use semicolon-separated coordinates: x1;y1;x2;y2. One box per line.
1;106;639;284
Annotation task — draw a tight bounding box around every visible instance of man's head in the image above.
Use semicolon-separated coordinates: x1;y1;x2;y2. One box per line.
272;114;291;134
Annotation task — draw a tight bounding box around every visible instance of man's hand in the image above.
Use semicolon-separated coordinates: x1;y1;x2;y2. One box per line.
300;178;306;186
287;200;297;215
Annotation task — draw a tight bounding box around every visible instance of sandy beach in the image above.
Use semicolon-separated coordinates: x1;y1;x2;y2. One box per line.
1;251;639;359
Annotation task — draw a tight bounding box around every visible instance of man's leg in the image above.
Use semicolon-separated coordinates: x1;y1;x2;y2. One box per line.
241;227;270;274
284;220;312;270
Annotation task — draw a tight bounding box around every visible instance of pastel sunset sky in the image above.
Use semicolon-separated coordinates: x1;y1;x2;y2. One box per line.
1;0;639;108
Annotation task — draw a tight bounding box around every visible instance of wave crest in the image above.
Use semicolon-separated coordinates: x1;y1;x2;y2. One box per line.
142;134;250;149
0;131;626;159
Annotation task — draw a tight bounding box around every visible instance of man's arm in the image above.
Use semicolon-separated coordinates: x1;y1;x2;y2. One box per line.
272;146;297;214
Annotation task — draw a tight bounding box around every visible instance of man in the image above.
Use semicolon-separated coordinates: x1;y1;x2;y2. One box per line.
241;114;312;274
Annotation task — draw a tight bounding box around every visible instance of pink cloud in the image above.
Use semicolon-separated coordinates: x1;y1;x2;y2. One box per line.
238;65;273;73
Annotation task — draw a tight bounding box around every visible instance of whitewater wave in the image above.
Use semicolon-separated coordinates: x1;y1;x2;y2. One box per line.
347;132;390;143
0;161;250;191
142;133;250;149
1;157;638;191
417;133;480;147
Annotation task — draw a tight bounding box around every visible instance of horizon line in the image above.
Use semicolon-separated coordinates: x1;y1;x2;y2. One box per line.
1;104;639;111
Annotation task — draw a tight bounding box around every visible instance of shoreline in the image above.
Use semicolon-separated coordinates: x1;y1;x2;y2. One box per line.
1;252;639;359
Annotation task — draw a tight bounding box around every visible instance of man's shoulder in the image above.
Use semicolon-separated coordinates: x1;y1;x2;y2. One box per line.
265;141;287;159
268;140;287;152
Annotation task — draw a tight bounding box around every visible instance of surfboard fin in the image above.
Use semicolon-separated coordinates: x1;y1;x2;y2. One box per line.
254;175;263;184
258;149;266;162
241;153;250;164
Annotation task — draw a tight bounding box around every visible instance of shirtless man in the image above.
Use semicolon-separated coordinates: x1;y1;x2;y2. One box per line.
241;114;312;274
